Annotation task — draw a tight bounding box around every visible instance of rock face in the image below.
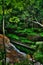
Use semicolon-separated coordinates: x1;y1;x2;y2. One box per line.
0;34;26;64
0;34;10;44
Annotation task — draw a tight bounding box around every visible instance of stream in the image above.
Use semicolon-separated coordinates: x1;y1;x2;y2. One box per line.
6;42;43;65
9;43;26;56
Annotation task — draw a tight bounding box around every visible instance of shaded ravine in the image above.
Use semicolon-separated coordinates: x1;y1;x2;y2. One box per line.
6;42;43;65
0;34;42;65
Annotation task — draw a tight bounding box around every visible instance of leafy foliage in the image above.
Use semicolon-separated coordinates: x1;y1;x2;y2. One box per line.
0;0;43;64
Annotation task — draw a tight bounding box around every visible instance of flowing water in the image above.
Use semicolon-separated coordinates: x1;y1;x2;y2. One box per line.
9;43;26;56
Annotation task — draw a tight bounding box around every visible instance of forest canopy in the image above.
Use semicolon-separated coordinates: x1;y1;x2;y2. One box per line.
0;0;43;27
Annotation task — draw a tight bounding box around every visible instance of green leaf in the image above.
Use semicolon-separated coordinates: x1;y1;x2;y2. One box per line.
9;17;20;23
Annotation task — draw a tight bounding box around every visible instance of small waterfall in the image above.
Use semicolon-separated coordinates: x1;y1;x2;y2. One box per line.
8;43;26;57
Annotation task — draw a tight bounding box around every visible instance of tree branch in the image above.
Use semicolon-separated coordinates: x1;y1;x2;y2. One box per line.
32;17;43;27
32;21;43;27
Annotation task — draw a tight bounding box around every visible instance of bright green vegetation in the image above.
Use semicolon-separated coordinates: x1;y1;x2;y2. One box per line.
34;43;43;63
